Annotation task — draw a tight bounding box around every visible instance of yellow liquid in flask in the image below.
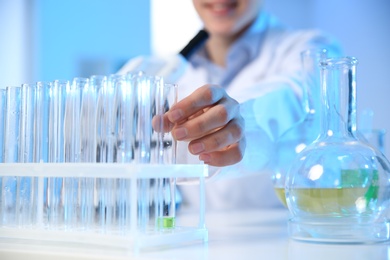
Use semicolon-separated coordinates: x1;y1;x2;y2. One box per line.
276;187;377;214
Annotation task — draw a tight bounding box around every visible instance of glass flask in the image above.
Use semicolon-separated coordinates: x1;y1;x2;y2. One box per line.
273;49;327;207
285;56;390;243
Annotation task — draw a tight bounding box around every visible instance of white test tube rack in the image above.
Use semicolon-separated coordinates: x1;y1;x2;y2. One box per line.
0;163;208;256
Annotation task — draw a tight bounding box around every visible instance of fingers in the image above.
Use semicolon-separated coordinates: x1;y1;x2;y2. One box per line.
187;117;244;155
189;116;245;166
199;137;246;167
166;84;225;124
152;113;172;132
153;84;225;133
169;87;240;141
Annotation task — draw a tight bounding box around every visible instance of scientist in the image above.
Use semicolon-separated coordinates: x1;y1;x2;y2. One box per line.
118;0;341;211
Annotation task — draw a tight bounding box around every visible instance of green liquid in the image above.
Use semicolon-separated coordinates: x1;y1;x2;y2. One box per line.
157;216;175;229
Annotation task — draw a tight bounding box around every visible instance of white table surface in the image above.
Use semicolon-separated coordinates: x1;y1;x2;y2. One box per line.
0;208;389;260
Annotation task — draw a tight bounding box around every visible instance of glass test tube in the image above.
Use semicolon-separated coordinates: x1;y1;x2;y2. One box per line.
96;75;116;231
79;76;102;230
154;82;177;230
48;80;68;229
17;83;36;227
114;74;135;232
134;73;154;231
34;81;51;227
2;86;21;227
63;77;85;229
89;75;106;231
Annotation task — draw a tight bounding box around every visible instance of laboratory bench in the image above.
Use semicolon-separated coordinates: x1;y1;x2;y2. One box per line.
0;208;388;260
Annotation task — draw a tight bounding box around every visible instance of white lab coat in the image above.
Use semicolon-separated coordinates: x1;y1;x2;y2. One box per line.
118;12;341;212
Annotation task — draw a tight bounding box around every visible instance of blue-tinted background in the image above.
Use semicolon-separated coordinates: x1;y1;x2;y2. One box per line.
0;0;389;155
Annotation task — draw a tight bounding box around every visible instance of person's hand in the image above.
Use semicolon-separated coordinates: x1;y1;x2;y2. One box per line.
155;84;246;167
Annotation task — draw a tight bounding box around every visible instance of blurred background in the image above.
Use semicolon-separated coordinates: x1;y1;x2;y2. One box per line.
1;0;389;155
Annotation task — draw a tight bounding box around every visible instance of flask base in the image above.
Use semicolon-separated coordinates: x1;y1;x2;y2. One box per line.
288;217;390;244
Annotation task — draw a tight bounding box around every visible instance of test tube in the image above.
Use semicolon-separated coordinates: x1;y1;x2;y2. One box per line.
34;81;51;227
114;74;135;231
88;75;107;231
2;86;21;227
63;77;86;229
154;82;177;230
17;83;37;227
96;75;116;231
48;79;68;229
133;73;155;231
79;76;103;230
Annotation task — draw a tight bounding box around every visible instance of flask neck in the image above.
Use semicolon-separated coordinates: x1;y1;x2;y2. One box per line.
301;49;327;115
320;57;358;138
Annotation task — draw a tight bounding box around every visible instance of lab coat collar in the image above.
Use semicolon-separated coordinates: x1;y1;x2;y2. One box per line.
191;11;272;69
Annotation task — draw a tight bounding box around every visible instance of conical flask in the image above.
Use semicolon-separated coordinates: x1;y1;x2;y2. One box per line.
273;49;327;207
285;56;390;243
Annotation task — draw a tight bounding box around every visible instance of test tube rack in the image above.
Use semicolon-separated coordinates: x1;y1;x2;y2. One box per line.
0;163;208;256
